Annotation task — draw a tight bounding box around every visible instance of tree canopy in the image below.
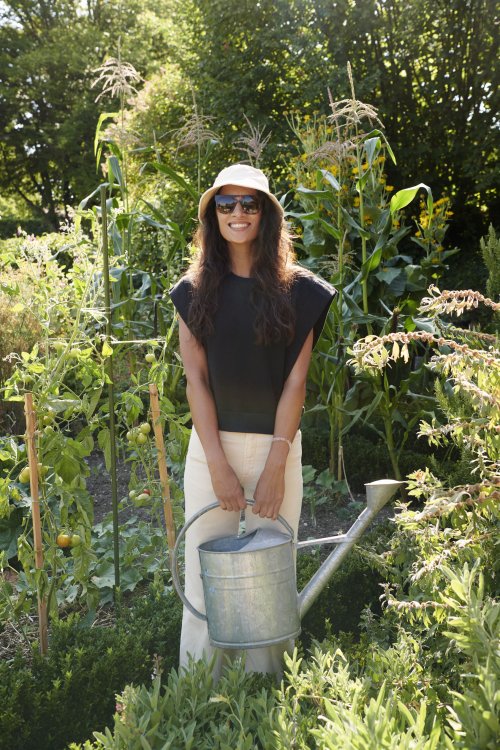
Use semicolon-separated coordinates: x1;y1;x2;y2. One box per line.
0;0;498;257
0;0;177;228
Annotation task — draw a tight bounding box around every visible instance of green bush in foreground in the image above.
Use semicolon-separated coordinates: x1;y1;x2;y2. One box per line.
74;557;498;750
0;588;182;750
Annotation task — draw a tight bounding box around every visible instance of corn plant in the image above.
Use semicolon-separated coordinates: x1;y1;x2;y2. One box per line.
288;68;458;480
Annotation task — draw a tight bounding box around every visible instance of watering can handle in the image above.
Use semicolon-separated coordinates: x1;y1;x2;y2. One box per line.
171;499;295;621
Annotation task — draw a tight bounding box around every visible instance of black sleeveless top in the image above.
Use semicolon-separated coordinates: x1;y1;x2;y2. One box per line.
169;270;335;434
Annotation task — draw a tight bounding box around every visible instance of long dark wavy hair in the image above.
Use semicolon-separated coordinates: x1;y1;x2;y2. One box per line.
186;191;300;345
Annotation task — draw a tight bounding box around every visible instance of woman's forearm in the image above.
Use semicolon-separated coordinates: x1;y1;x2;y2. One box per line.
252;330;313;519
186;376;226;465
266;378;306;467
186;375;246;511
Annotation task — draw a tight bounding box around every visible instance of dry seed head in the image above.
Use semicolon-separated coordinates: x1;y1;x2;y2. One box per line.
420;287;500;316
92;58;142;102
308;138;356;169
327;77;383;133
235;115;271;167
174;111;219;151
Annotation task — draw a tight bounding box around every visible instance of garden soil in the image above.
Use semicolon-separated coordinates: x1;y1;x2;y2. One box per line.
86;450;396;542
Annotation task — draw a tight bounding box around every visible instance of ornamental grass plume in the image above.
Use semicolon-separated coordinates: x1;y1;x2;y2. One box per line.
235;114;271;167
174;109;218;152
327;61;383;135
92;56;142;103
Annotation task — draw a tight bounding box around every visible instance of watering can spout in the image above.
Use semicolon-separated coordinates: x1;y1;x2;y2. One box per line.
298;479;404;621
365;479;404;513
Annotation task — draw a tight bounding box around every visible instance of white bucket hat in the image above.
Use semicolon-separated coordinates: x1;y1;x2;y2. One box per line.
198;163;284;222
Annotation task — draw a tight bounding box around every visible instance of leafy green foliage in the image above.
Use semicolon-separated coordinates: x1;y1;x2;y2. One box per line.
0;588;182;750
83;660;275;750
0;0;180;228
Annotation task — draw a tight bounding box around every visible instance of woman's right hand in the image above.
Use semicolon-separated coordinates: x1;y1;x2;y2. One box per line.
208;459;246;512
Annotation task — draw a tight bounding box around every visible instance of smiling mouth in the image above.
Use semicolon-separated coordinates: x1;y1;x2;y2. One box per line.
228;222;251;230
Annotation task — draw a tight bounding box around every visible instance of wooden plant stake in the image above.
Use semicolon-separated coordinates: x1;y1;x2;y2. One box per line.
100;185;120;592
24;393;49;655
148;384;176;569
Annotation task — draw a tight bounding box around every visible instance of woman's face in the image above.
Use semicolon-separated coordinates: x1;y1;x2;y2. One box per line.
215;185;262;250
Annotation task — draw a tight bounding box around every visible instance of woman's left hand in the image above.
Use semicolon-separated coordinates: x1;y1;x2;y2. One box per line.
252;463;286;520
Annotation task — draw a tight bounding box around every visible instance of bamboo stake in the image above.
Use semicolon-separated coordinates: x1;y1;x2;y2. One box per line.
24;393;48;655
148;384;176;569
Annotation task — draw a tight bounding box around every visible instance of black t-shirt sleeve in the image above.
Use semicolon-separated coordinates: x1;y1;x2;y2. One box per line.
284;273;336;379
169;276;193;328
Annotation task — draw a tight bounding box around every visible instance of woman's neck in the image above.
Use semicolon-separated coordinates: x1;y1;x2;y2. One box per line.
228;247;253;278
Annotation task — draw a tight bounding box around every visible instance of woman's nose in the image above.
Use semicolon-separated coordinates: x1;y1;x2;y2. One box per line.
231;201;244;215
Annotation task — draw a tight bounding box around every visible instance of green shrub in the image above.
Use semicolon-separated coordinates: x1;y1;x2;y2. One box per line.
78;659;276;750
296;542;385;649
0;588;182;750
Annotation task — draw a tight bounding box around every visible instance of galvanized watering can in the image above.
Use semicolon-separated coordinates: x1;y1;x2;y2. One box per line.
172;479;403;649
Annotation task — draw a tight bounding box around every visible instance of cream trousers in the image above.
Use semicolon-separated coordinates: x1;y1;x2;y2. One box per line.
179;427;303;678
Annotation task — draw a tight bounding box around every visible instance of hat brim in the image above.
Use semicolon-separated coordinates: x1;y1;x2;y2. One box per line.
198;182;284;222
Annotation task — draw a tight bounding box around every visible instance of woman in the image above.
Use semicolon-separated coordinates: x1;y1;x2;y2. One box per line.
170;164;335;677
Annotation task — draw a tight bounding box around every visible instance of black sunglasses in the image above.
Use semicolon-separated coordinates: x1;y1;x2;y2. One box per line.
214;194;261;214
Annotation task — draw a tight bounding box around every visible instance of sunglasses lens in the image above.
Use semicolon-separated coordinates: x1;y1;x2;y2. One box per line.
215;196;237;214
215;195;260;214
240;196;260;213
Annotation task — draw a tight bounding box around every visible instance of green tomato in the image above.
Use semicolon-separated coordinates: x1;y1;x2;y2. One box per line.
126;430;136;443
145;353;156;363
136;432;148;445
19;466;31;484
56;532;72;549
70;534;81;547
37;463;48;478
136;492;150;502
128;489;137;500
139;422;151;435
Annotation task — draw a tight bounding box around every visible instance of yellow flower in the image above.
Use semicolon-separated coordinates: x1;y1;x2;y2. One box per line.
352;166;359;175
378;177;386;184
436;245;443;252
446;211;454;217
385;185;394;192
353;197;360;207
415;231;421;237
304;114;311;122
